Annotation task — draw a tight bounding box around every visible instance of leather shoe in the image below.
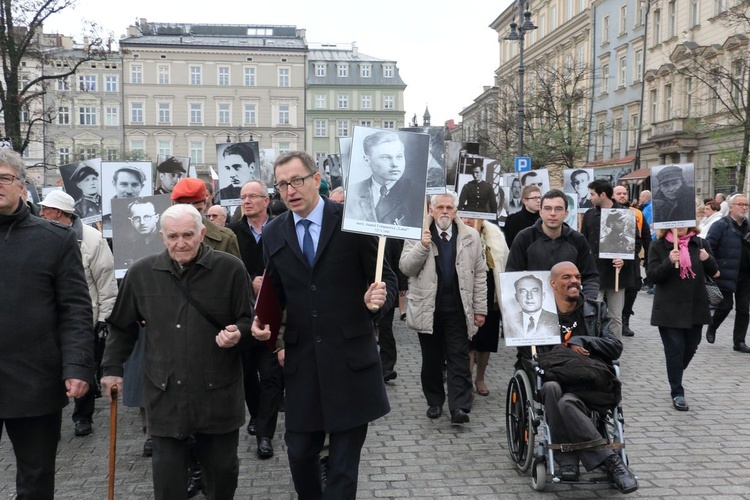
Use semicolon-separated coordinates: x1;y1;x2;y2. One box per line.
622;326;634;337
706;328;716;344
559;463;579;481
383;370;397;382
74;420;92;436
257;436;274;459
603;454;638;493
247;417;257;436
319;455;328;490
733;342;750;353
450;408;470;424
186;465;204;498
142;438;153;457
426;405;442;419
672;395;689;411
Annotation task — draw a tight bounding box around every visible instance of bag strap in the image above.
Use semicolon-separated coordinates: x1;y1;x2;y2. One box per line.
170;273;225;331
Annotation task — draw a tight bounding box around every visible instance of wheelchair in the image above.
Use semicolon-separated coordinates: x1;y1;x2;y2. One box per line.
505;356;628;491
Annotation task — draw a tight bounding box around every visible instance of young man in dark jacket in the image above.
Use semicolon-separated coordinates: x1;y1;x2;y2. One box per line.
503;185;541;247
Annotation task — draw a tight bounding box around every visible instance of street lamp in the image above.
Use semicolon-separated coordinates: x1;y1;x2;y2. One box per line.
505;1;536;157
227;125;254;144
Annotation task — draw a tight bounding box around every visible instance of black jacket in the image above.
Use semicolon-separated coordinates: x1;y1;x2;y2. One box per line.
228;215;267;279
0;201;94;418
503;208;540;248
705;215;749;292
506;218;599;300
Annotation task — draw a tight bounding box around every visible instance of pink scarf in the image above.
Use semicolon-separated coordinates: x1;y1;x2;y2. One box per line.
665;230;696;279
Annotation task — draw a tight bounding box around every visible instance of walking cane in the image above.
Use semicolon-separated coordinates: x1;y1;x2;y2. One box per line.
108;385;118;500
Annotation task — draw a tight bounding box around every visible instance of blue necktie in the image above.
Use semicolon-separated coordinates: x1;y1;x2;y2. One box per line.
299;219;315;267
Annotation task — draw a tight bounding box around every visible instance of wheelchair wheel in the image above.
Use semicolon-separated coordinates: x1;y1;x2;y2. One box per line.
505;369;535;472
531;458;547;492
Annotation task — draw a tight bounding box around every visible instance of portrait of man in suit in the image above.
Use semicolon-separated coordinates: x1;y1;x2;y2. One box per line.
508;274;559;342
346;130;422;227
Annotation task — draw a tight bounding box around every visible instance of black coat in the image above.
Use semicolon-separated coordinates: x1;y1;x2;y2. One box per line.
263;198;397;433
580;201;638;290
647;236;718;328
0;202;94;418
705;215;748;292
503;207;539;248
228;215;266;279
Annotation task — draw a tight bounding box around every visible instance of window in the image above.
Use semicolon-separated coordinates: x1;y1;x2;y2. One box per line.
668;1;677;39
359;120;372;127
20;107;29;123
685;77;693;116
613;117;622;153
382;120;395;129
361;95;372;109
244;67;256;86
314;119;327;137
58;147;70;164
277;142;290;154
664;84;673;119
157;140;171;157
619;5;627;34
57;77;69;91
218;66;230;86
131;102;144;124
130;140;145;156
577;105;585;130
618;56;627;87
243;103;257;125
601;63;610;93
690;0;700;27
189;102;203;124
105;106;118;126
57;107;70;125
338;94;349;109
315;94;326;109
278;67;290;87
596;120;605;155
158;65;170;85
217;103;231;125
602;16;610;44
361;64;371;78
189;66;202;85
158;102;171;124
635;0;645;27
650;89;658;122
383;95;394;110
336;120;349;137
383;64;394;78
653;9;661;46
551;6;557;30
315;64;326;77
629;113;639;148
733;60;743;102
634;49;643;83
106;148;118;161
278;104;290;125
337;64;348;77
539;14;546;37
577;44;585;71
566;0;574;20
715;0;727;15
79;106;97;125
130;64;143;84
105;76;118;92
190;141;204;164
79;75;97;91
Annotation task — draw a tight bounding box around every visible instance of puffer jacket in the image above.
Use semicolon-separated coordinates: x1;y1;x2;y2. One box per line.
706;215;748;292
399;218;487;337
72;217;118;324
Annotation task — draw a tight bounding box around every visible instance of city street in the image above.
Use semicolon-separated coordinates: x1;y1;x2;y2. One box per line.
2;290;749;499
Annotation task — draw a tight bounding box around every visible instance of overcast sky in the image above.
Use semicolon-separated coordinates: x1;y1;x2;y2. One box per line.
44;0;516;126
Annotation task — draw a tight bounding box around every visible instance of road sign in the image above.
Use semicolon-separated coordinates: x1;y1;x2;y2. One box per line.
514;156;531;173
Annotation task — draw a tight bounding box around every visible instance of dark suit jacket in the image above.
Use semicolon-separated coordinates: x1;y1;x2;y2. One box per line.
347;176;422;227
263;198;397;433
218;185;241;201
508;309;559;339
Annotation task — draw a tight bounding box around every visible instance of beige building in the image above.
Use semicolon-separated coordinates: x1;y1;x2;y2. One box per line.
120;21;307;176
457;85;500;158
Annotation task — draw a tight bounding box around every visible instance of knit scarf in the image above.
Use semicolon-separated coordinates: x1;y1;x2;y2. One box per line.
665;230;696;279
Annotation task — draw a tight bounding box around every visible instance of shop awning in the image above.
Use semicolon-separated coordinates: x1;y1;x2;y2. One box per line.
618;167;651;181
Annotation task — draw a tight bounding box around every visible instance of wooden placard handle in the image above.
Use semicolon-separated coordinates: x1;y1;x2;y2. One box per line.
615;267;620;292
673;228;679;268
371;235;387;311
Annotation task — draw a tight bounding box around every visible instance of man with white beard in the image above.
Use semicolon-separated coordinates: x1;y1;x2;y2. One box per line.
399;191;487;425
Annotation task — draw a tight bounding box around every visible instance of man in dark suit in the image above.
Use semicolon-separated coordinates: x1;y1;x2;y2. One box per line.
458;164;497;214
508;274;558;340
346;131;421;227
252;151;397;499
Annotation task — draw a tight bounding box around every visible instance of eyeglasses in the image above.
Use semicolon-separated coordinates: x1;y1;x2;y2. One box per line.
274;173;314;192
129;214;156;224
240;194;268;201
524;196;541;201
0;174;20;185
733;203;750;207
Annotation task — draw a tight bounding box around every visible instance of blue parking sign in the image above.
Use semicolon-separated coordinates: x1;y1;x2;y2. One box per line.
514;156;531;173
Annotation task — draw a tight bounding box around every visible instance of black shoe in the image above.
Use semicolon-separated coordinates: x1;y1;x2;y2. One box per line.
621;316;635;337
383;370;397;382
672;395;689;411
142;438;153;457
257;437;274;459
603;454;638;494
400;313;406;321
319;455;328;490
733;342;750;353
706;328;716;344
186;465;204;498
559;463;580;481
74;420;93;437
247;417;257;436
426;405;442;419
450;408;470;424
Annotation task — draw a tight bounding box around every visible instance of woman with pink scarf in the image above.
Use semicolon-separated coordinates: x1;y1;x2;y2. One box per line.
647;226;719;412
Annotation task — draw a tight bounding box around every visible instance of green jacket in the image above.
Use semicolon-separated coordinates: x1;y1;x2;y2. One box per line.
204;218;241;258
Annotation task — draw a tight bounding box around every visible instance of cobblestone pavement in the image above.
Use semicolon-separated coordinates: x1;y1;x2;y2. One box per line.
2;291;750;499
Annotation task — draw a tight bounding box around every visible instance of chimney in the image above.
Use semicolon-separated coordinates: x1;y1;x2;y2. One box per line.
352;42;358;57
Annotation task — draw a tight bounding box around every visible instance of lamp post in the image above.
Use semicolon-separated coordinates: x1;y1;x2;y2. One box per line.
505;1;536;157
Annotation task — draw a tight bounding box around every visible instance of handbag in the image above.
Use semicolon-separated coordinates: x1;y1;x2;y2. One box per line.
698;239;723;306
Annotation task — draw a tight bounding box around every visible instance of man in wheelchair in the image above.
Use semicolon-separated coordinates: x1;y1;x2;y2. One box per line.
538;261;638;493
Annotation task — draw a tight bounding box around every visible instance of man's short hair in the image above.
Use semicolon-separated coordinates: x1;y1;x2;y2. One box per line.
430;191;459;208
274;151;317;176
541;189;568;210
242;179;268;196
127;198;155;214
160;204;203;233
570;169;589;181
514;274;543;292
363;131;402;157
113;166;146;184
705;201;721;211
521;171;539;184
521;185;541;199
729;193;747;205
222;143;256;166
0;148;26;183
715;193;726;201
588;178;613;199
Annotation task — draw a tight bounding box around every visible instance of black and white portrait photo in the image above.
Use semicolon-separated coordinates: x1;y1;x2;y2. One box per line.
520;169;550;195
651;163;697;229
563;168;594;212
401;126;446;194
154;155;189;195
499;271;560;347
59;159;102;224
326;153;342;190
339;137;353;188
456;155;498;220
112;194;172;278
504;173;523;214
259;148;276;193
564;192;578;230
342;127;429;240
217;142;260;206
444;141;462;191
599;208;636;259
101;161;153;237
